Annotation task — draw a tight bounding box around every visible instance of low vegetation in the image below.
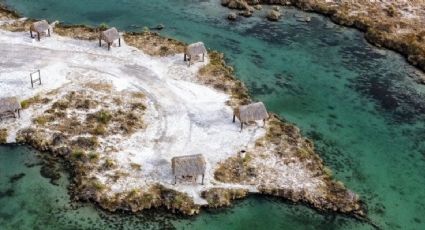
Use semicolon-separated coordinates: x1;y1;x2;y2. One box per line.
198;51;250;107
21;95;50;109
0;129;7;144
124;32;185;56
202;188;248;208
215;152;256;183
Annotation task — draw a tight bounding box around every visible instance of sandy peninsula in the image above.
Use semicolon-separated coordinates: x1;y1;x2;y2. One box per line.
0;6;365;219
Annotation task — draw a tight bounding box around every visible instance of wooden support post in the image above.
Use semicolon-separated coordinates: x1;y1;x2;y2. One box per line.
99;37;102;47
233;114;236;123
240;122;243;132
108;43;111;51
39;70;41;85
174;176;177;185
37;32;40;41
30;30;33;38
48;28;51;37
201;174;204;185
118;38;121;47
184;53;187;61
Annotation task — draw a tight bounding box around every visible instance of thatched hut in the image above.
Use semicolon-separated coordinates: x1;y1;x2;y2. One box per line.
171;154;206;185
99;27;121;51
0;97;21;120
184;42;207;66
30;20;50;41
233;102;268;131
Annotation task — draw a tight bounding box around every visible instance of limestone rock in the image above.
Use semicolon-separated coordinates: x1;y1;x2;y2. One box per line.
228;12;237;21
267;9;281;21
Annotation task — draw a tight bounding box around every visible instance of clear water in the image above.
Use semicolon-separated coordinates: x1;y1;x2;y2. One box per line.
1;0;425;229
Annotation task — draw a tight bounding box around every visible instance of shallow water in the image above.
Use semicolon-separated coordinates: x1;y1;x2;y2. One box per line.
1;0;425;229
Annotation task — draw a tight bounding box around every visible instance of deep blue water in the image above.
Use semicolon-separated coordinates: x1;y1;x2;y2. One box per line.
1;0;425;229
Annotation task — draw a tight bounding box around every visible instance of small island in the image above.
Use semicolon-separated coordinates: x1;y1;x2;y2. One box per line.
0;6;364;219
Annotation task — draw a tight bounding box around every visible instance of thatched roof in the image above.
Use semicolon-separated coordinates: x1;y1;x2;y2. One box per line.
31;20;49;33
100;27;120;43
171;154;206;177
0;97;21;114
185;42;207;56
235;102;268;123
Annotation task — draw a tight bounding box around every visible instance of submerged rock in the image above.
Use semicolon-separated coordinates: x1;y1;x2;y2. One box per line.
228;12;237;21
267;9;281;21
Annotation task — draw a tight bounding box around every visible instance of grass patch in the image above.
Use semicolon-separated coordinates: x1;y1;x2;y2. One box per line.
33;115;54;126
130;163;142;171
103;158;116;169
323;166;333;178
71;149;86;160
96;110;112;125
88;152;100;162
131;92;145;99
20;95;50;109
131;102;146;110
84;82;112;92
73;136;99;149
0;129;7;144
52;100;70;110
91;124;107;136
92;180;107;191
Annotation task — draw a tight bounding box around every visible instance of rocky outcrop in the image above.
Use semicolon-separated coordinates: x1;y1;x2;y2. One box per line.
219;0;425;80
267;9;281;21
228;12;237;21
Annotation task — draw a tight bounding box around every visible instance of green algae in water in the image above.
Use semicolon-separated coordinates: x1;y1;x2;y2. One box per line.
1;0;425;229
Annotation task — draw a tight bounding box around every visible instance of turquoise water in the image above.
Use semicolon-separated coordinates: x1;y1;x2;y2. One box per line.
1;0;425;229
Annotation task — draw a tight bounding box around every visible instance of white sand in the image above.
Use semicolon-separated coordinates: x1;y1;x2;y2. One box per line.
0;28;266;204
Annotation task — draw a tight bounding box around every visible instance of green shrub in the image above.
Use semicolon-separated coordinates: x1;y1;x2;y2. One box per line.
92;124;107;135
34;116;49;125
92;180;106;191
88;152;100;162
20;95;48;109
99;23;109;31
323;166;333;178
96;110;112;125
71;149;86;160
75;136;99;149
52;100;69;110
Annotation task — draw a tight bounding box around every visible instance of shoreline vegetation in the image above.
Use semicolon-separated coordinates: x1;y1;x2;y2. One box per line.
0;3;368;224
221;0;425;82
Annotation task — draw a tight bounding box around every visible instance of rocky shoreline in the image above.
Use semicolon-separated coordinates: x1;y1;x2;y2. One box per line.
0;4;366;221
221;0;425;81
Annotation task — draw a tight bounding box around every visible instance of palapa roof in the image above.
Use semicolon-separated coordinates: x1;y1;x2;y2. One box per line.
0;97;21;114
185;42;207;56
100;27;120;43
171;154;206;177
31;20;49;33
236;102;268;123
